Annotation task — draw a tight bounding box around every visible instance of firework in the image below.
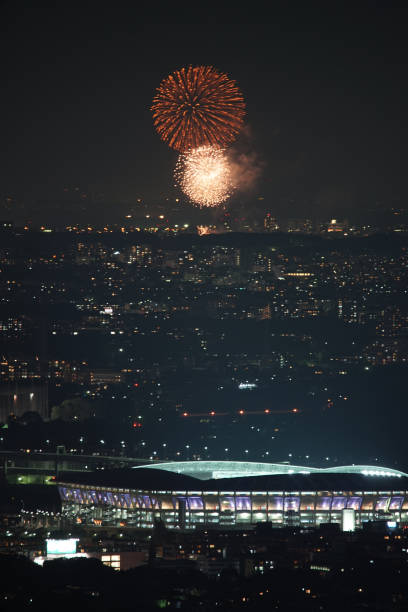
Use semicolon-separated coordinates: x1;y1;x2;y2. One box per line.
197;225;216;236
152;65;245;152
175;146;234;207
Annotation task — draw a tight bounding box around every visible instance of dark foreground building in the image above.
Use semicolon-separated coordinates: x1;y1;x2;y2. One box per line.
57;461;408;530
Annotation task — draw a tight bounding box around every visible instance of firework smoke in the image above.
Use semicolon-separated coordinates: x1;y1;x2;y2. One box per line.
228;150;264;193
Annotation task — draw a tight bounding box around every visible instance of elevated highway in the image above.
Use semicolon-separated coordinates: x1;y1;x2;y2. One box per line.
0;450;156;484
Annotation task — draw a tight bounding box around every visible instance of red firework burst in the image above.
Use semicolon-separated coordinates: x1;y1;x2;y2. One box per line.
151;65;245;152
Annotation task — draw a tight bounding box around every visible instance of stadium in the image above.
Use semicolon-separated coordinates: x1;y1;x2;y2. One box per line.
58;461;408;530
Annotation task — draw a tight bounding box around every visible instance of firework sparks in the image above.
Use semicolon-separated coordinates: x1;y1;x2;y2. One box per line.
197;225;212;236
175;146;234;207
152;65;245;152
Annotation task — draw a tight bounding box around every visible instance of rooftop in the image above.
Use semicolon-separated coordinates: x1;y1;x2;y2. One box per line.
134;461;408;481
58;461;408;492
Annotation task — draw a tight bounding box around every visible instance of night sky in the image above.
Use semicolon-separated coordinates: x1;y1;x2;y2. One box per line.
1;2;408;216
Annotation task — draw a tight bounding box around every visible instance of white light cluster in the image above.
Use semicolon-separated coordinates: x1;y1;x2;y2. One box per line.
46;538;79;555
361;470;401;478
238;382;257;390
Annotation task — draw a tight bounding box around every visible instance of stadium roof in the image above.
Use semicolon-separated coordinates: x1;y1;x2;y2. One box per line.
134;460;408;480
58;461;408;492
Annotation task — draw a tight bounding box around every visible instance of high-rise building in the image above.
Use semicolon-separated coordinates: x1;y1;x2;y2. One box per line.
264;214;279;232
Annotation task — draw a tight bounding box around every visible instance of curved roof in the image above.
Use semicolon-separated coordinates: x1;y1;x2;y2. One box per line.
58;467;408;492
134;460;408;480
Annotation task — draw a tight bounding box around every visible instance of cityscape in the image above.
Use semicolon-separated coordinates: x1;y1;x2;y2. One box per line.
0;213;407;467
1;3;408;611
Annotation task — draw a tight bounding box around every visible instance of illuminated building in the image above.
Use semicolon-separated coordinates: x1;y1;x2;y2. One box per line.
263;214;279;232
286;219;313;233
341;508;356;532
89;369;123;385
58;461;408;531
285;271;312;277
259;304;271;320
326;219;347;233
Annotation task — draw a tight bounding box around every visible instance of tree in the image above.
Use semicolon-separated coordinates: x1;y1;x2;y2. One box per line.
50;398;93;422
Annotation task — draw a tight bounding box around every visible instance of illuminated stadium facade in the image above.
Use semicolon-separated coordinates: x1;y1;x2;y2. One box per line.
58;461;408;530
